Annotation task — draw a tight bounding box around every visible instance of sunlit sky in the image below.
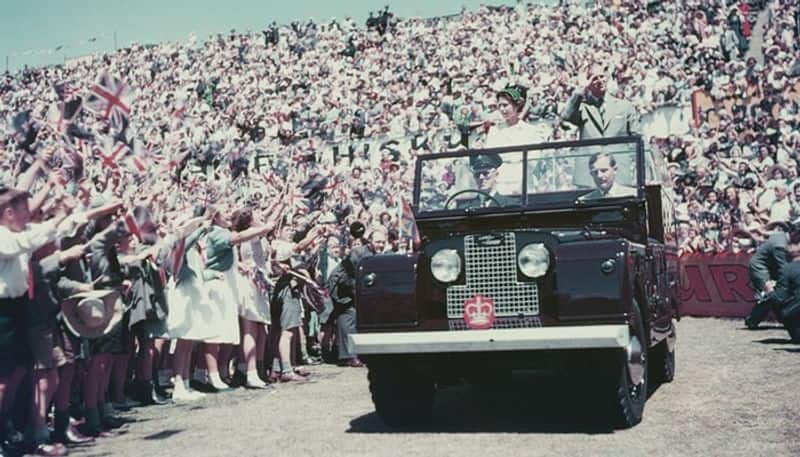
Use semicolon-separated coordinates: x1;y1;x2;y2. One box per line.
0;0;557;72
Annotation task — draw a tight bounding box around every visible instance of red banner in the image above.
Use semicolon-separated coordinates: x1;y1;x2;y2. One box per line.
679;253;754;317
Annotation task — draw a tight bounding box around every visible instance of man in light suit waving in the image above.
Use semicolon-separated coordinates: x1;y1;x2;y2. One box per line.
557;70;640;140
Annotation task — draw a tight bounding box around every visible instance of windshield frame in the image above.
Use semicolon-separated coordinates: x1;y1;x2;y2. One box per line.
413;136;646;219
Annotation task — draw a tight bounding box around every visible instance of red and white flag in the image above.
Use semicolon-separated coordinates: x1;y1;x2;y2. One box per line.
95;139;130;170
400;196;421;250
46;98;82;134
127;140;158;175
85;73;132;126
169;237;187;278
123;211;143;241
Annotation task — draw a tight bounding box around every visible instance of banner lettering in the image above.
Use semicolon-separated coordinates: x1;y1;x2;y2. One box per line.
679;253;754;318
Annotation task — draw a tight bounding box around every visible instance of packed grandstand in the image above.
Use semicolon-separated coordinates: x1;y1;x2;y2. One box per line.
0;0;796;255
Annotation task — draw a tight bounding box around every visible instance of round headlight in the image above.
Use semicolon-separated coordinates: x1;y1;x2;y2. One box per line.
518;243;550;278
431;249;461;283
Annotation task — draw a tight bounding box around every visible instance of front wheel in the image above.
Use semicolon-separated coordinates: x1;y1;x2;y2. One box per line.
367;358;435;427
604;301;649;428
650;321;676;385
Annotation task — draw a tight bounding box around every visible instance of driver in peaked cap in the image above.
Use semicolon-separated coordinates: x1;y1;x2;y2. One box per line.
453;153;518;209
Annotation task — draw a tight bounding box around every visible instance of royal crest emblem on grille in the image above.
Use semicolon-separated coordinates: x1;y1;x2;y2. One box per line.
446;232;539;319
463;294;496;329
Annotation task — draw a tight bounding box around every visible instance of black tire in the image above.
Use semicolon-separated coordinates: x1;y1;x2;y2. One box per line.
367;359;435;427
465;368;513;389
649;337;676;386
603;301;648;428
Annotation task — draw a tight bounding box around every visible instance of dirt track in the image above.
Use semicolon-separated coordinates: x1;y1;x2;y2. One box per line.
71;317;800;457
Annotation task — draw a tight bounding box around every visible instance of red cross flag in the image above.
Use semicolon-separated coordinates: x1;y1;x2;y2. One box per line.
96;141;131;170
85;72;132;126
123;211;143;241
127;140;159;175
46;98;82;135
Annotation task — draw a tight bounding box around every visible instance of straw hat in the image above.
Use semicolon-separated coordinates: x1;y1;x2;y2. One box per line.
61;290;123;339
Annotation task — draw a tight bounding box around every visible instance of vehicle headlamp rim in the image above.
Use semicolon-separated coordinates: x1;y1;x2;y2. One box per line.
518;243;550;278
430;248;462;283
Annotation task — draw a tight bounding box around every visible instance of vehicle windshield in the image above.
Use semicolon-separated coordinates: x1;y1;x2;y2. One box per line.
417;141;642;213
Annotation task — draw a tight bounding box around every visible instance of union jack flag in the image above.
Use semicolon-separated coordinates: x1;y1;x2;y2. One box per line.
288;187;309;213
53;81;80;101
45;98;82;134
59;146;84;181
400;196;421;250
124;211;143;241
85;73;132;126
127;140;162;175
95;139;131;170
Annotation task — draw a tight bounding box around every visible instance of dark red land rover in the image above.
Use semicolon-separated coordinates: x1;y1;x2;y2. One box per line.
351;136;679;428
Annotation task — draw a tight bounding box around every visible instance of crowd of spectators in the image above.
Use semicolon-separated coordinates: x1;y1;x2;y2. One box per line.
0;0;798;455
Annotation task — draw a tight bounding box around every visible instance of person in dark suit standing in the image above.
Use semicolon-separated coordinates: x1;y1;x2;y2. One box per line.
745;222;798;329
327;244;373;368
767;243;800;343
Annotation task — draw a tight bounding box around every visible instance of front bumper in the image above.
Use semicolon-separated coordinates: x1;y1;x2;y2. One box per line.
350;325;629;355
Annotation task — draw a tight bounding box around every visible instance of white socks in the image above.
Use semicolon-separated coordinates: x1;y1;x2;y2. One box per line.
208;371;228;389
173;377;205;401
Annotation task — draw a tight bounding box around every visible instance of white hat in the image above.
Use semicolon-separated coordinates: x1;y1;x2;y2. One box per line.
273;240;294;263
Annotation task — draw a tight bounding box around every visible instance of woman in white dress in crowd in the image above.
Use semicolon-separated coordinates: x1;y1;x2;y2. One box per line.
484;85;551;149
231;208;274;388
161;213;213;401
202;201;284;390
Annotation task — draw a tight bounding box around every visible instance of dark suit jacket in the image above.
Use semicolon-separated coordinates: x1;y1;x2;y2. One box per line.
771;261;800;321
454;192;519;209
748;232;789;291
26;252;86;331
87;222;127;290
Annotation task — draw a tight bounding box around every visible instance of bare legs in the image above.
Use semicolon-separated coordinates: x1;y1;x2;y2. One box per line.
31;368;59;443
172;339;203;401
202;343;228;390
239;319;267;387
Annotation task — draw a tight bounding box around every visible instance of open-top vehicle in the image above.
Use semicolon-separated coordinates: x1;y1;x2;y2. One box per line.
350;136;679;428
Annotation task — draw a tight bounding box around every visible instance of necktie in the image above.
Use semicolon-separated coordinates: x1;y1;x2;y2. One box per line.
27;259;35;300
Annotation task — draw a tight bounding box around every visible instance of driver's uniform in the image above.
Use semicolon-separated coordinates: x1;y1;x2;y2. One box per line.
455;192;518;209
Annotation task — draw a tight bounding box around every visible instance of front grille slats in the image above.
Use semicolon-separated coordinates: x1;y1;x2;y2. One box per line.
446;233;540;319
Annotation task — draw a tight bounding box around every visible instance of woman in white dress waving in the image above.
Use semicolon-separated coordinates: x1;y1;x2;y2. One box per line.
484;85;551;149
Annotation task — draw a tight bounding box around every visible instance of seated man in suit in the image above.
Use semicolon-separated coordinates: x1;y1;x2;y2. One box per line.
455;153;519;208
579;152;637;200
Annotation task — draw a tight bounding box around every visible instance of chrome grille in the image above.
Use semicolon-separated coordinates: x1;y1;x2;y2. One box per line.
446;232;540;319
448;317;542;331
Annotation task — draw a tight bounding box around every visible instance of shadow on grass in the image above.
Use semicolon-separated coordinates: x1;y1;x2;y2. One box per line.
738;324;784;331
142;429;184;440
754;337;794;345
773;347;800;353
347;372;658;434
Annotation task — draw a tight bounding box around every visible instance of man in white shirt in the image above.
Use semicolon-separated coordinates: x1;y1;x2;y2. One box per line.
580;152;637;200
0;186;120;454
768;184;792;223
0;186;73;454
